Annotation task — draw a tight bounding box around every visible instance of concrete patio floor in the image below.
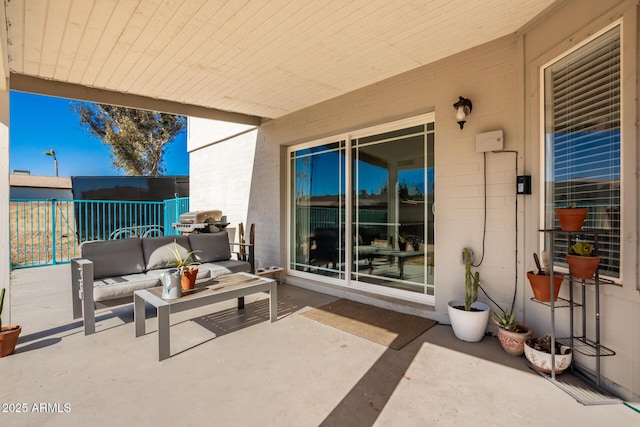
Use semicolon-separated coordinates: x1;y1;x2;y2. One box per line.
2;265;638;426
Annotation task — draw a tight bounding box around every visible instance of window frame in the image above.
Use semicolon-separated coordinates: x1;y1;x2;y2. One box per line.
539;21;623;283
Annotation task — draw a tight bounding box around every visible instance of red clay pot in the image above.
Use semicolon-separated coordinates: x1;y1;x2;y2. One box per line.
566;254;600;280
0;325;22;357
556;208;588;231
527;271;563;302
181;268;198;291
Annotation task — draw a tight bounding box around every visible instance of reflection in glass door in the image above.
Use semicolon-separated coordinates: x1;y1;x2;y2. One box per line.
290;142;346;279
352;124;435;295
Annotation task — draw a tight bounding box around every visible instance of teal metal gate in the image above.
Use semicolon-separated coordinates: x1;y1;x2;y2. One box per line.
9;197;189;269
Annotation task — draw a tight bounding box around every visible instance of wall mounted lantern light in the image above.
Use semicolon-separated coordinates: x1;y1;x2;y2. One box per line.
453;96;472;129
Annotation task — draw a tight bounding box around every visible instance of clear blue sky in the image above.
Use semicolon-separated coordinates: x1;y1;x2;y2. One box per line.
9;91;189;177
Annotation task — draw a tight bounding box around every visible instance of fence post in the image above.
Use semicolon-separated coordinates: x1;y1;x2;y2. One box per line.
51;199;57;265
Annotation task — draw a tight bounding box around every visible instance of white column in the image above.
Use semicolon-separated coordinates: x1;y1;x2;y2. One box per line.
0;89;9;326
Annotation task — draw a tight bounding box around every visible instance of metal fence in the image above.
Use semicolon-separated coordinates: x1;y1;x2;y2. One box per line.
9;197;189;269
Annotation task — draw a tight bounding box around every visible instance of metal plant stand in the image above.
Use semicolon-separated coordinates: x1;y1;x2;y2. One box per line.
533;229;621;405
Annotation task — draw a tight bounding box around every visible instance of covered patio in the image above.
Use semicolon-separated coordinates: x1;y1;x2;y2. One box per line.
2;0;640;417
2;265;638;425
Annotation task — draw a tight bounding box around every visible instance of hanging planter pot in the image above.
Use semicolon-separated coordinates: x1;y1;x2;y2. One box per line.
556;207;588;232
566;254;600;280
527;271;564;302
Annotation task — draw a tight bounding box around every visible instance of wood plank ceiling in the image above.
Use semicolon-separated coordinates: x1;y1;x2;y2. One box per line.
4;0;555;120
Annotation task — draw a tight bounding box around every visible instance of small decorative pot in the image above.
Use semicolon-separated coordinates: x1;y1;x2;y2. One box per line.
556;207;588;232
497;324;532;356
566;254;600;280
524;338;573;374
527;271;563;302
0;325;22;357
181;268;199;291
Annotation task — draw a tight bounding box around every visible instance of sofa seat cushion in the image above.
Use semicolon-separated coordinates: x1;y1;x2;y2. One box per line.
142;235;192;271
93;273;160;302
188;232;232;263
208;259;251;274
81;238;145;279
197;263;232;279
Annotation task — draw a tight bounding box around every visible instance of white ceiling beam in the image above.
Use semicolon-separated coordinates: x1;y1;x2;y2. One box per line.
9;73;263;125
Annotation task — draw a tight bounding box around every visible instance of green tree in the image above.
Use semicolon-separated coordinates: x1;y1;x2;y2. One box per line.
71;103;186;176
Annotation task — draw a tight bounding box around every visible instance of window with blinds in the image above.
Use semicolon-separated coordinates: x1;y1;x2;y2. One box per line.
543;25;621;278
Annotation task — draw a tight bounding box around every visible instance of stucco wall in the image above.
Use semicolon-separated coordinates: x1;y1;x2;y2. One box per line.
263;33;525;318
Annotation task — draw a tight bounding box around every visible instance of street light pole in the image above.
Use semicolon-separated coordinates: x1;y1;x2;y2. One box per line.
43;149;58;177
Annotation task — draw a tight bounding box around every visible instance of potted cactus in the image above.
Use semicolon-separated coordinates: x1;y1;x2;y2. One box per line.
167;241;201;291
0;288;21;357
566;242;600;280
447;248;490;342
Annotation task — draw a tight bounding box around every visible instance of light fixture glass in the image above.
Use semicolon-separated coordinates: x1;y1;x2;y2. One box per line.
453;96;472;129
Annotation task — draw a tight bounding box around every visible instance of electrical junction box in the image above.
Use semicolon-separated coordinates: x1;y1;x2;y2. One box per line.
517;175;532;195
475;130;504;152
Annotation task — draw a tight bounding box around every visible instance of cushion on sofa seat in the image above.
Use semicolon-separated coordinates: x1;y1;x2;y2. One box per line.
209;259;251;274
81;238;145;280
197;263;232;279
188;232;232;263
92;273;161;302
142;235;192;271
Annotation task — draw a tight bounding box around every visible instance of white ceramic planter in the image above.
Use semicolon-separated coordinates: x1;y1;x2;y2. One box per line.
447;300;490;342
524;340;573;374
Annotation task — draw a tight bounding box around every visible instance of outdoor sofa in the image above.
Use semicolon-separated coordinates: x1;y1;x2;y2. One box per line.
71;231;254;335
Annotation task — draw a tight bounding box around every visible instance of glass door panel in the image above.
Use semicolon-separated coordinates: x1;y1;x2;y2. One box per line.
352;124;434;295
290;142;346;279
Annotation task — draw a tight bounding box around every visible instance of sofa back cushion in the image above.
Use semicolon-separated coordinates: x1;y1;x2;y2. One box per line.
188;232;231;263
142;235;192;271
81;238;145;279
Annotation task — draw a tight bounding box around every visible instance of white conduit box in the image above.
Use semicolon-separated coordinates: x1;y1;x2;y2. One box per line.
475;130;504;152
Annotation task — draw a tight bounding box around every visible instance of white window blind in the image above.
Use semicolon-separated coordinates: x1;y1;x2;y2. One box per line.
544;25;621;277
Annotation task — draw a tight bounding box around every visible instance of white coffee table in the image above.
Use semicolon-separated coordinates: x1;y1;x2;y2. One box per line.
134;272;277;361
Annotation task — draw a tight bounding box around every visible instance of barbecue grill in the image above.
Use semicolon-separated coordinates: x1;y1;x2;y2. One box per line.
172;210;229;233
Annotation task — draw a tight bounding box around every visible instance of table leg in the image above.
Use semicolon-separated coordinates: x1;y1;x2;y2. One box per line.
134;294;146;337
269;281;277;322
399;257;405;279
157;305;170;361
237;296;245;309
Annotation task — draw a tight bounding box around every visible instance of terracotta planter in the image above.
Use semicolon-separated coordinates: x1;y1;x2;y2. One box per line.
497;324;532;356
556;208;588;232
524;338;573;374
566;254;600;280
527;271;563;302
181;268;199;291
0;325;22;357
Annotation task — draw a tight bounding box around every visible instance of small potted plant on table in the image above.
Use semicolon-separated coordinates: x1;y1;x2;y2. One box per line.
167;242;201;292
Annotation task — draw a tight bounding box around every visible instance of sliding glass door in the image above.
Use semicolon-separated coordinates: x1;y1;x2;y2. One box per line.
289;116;435;299
352;123;434;295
